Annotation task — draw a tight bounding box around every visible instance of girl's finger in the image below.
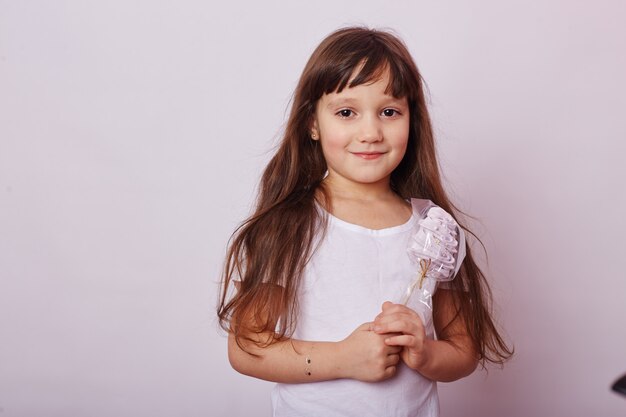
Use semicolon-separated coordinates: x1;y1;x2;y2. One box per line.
375;316;423;333
386;353;400;366
381;301;418;315
383;365;397;379
374;320;417;335
376;307;420;322
382;301;396;311
384;334;420;348
386;345;402;355
375;311;416;326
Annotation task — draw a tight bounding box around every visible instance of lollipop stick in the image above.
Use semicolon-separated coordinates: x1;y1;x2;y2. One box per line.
418;259;431;289
402;259;431;305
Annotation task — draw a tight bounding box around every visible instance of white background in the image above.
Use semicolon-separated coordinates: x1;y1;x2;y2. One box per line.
1;1;625;416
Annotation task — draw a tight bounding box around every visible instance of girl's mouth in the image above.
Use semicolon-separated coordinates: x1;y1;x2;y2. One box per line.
352;152;385;160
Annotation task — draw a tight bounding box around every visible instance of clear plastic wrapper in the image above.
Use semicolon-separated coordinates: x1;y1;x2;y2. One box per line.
401;203;465;326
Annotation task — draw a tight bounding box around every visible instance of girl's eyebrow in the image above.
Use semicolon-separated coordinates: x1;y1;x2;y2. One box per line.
325;97;358;108
325;97;406;109
384;97;407;107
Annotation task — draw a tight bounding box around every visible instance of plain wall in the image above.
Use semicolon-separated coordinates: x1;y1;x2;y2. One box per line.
1;0;625;416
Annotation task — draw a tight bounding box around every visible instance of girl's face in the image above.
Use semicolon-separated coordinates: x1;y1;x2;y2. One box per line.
311;69;410;193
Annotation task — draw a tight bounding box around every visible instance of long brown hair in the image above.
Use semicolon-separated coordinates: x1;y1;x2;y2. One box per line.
217;27;512;366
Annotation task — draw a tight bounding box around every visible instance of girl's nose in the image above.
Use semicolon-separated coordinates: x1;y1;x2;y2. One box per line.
358;115;383;143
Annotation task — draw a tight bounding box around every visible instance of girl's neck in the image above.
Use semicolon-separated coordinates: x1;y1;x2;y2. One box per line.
322;176;396;204
320;176;412;230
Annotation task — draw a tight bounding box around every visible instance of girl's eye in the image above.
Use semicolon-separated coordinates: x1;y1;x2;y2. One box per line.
382;108;400;117
337;109;353;118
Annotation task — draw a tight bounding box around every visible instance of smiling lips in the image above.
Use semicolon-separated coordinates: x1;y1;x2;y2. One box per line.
351;151;386;160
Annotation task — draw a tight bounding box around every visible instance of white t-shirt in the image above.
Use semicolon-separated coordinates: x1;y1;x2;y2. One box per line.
271;199;466;417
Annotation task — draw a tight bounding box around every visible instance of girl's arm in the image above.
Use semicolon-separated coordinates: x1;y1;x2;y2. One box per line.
228;322;402;383
372;290;479;382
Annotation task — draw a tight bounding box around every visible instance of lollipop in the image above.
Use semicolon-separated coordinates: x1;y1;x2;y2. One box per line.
402;206;461;305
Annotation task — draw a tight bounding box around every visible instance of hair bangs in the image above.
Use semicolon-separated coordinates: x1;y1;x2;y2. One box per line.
350;57;415;100
318;39;417;101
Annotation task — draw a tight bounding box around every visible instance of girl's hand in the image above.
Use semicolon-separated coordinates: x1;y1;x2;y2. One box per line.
372;301;429;372
337;322;402;382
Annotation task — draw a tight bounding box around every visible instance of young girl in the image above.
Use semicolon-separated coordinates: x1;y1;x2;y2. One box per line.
217;27;512;417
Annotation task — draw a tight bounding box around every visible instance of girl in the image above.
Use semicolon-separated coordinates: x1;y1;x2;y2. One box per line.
217;27;512;417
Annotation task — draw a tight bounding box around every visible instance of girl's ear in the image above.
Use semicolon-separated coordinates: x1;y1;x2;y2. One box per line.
310;119;320;141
